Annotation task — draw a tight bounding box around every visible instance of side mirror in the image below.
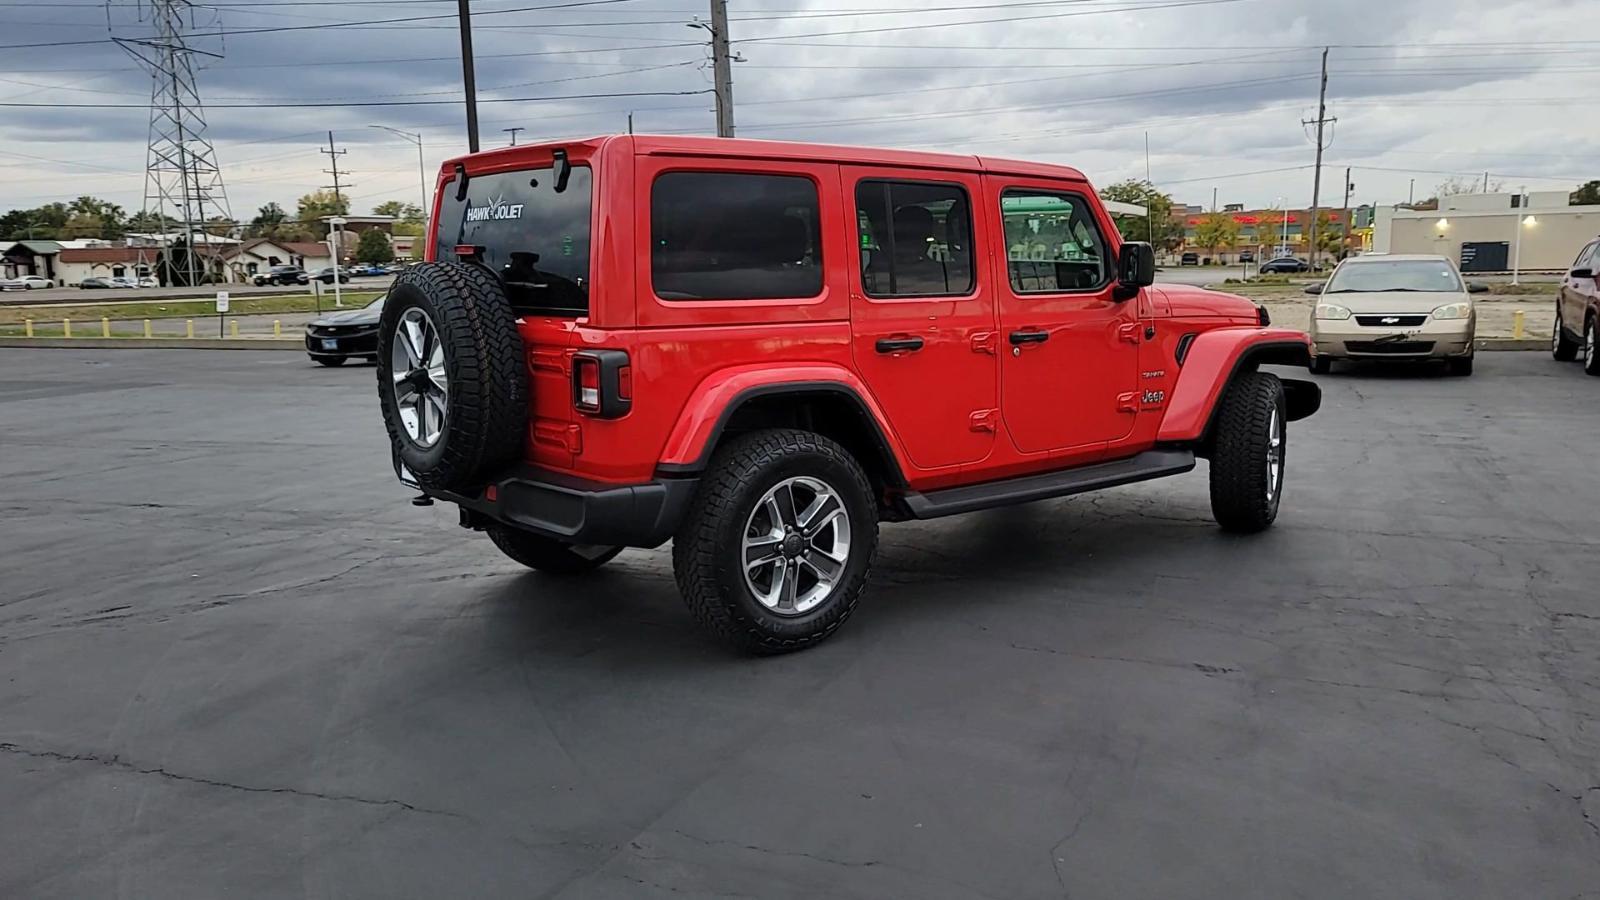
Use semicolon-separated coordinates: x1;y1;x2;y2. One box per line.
1303;283;1325;295
1115;241;1155;299
1572;267;1595;279
1466;282;1489;294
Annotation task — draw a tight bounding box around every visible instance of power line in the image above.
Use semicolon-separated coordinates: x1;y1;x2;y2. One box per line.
0;89;712;109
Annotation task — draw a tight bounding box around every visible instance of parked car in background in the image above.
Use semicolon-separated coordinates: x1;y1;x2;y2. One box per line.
0;274;52;290
305;295;382;366
79;277;115;289
253;265;309;286
138;276;158;288
1180;252;1199;266
1240;250;1256;263
1305;253;1482;375
312;266;352;284
109;276;139;288
1261;257;1310;274
1552;237;1600;375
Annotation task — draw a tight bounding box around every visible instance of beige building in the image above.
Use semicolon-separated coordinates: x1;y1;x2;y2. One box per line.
1374;191;1600;273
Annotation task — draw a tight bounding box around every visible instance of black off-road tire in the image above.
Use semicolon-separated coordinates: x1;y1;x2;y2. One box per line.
1552;307;1579;361
1309;356;1332;375
1448;355;1474;376
486;526;623;575
315;356;346;367
1208;370;1287;533
376;261;527;492
1584;315;1600;377
672;429;878;655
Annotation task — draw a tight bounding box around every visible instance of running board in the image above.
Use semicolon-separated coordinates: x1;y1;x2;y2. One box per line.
901;449;1196;520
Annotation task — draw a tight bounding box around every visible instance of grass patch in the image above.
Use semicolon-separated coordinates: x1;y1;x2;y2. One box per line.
0;291;384;326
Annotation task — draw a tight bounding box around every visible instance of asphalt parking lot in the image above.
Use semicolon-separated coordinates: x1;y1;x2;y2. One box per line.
3;349;1597;899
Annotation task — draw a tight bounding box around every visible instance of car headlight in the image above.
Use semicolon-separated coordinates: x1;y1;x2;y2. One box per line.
1432;301;1471;320
1314;303;1352;320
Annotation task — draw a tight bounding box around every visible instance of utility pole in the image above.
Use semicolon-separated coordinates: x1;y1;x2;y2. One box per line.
458;0;480;152
321;131;350;208
1212;186;1218;213
1408;178;1415;205
503;127;524;146
1145;131;1154;245
1303;46;1335;270
694;0;736;137
1341;167;1352;259
369;125;427;231
627;111;634;134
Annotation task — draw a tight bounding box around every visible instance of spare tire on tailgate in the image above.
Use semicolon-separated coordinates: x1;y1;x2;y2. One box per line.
376;261;527;492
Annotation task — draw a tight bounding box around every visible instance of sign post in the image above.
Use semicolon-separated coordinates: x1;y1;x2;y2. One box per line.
216;290;230;338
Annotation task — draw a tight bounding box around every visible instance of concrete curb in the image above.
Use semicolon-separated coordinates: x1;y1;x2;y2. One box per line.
1475;338;1547;351
0;338;301;351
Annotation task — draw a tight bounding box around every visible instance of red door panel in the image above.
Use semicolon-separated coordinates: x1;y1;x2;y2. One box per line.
985;176;1140;456
844;166;998;470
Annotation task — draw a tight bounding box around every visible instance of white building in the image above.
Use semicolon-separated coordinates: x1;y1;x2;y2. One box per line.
1373;191;1600;273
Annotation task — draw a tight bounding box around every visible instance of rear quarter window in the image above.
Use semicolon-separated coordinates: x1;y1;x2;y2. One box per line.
650;171;823;301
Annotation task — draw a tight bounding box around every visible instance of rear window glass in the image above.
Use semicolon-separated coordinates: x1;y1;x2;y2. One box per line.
856;180;975;297
433;164;592;315
651;171;822;301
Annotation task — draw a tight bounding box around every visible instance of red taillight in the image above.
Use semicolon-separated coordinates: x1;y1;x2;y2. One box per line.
574;356;601;412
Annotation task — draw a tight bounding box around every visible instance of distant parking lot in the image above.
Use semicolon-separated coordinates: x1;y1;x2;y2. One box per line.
2;348;1597;898
0;274;393;305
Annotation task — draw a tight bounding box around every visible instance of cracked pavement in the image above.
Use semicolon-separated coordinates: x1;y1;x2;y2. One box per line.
2;349;1598;898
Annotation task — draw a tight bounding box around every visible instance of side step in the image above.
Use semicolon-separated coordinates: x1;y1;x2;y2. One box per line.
902;449;1196;520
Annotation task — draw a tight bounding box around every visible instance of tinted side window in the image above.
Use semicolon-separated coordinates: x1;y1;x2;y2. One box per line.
1000;190;1109;293
651;172;822;301
856;180;975;297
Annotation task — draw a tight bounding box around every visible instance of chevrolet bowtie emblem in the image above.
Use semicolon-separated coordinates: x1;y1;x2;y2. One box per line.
1381;316;1400;324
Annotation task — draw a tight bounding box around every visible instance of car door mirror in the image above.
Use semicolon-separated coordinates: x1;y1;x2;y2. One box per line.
1466;281;1489;294
1115;241;1155;299
1303;283;1325;295
1572;267;1595;279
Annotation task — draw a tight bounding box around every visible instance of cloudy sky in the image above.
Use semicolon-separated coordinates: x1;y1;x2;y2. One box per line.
0;0;1592;222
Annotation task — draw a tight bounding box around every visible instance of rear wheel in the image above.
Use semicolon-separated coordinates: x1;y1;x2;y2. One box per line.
1209;371;1287;533
487;526;622;575
1552;307;1579;361
673;429;878;655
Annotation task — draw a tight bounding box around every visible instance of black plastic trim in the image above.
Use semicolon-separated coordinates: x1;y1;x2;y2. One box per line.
1174;332;1199;365
653;381;905;486
1196;339;1313;446
573;349;632;419
1280;378;1322;422
902;449;1195;519
432;465;697;549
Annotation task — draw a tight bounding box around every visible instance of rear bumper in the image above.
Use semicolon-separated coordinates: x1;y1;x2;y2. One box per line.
429;465;699;549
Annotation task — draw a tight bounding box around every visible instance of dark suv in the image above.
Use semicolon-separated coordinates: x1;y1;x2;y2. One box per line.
253;265;308;286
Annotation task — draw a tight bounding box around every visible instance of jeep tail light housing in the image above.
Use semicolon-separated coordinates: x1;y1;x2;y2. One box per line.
571;350;631;419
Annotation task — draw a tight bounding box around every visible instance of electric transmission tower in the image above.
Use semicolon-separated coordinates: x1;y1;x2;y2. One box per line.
113;0;234;287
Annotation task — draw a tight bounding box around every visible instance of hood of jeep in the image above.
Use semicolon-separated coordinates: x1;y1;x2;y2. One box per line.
1155;284;1260;320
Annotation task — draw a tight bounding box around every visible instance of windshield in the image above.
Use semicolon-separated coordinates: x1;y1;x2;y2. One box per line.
1326;259;1463;293
433;164;592;315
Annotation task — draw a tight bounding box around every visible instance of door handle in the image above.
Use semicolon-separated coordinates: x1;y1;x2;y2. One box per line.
1009;329;1050;345
875;336;925;354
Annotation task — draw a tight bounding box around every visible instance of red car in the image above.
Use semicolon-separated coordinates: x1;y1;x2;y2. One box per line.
375;135;1320;653
1553;236;1600;374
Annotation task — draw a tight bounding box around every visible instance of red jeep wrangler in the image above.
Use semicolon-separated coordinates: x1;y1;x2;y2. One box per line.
376;135;1320;653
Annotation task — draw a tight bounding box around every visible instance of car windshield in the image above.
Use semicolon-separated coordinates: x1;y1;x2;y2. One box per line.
1326;259;1463;293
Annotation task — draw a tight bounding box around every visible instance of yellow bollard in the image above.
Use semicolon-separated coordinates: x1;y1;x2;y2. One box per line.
24;319;33;338
101;317;111;338
62;318;71;338
1512;309;1525;340
185;319;194;339
143;319;152;339
273;319;281;338
230;320;239;339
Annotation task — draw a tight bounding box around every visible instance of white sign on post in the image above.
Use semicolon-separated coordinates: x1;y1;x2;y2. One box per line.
215;291;230;313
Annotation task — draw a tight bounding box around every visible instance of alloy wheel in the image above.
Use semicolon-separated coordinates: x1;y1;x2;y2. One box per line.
1587;318;1596;369
1553;313;1562;354
390;307;448;448
1265;407;1283;504
741;476;851;616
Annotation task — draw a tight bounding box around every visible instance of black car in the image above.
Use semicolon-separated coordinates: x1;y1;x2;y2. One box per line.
1259;256;1310;273
305;296;382;366
254;265;309;286
1239;250;1256;263
1180;252;1200;266
312;266;352;284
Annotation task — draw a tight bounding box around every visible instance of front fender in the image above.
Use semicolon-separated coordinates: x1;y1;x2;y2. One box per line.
656;363;911;475
1157;327;1314;444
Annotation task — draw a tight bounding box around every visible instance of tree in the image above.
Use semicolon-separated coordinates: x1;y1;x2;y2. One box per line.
125;210;175;235
296;190;349;223
355;228;395;265
1436;175;1502;198
1572;181;1600;206
1193;213;1240;258
1313;210;1344;257
62;196;126;239
1098;179;1181;250
373;199;424;236
1254;207;1285;251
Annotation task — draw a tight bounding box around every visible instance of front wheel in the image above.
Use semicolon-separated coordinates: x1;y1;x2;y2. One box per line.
1209;371;1287;533
487;526;621;575
673;429;878;655
1552;309;1579;361
1585;316;1600;376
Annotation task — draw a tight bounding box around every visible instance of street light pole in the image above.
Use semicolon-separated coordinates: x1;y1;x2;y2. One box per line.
1512;186;1530;286
369;125;430;233
328;216;346;308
